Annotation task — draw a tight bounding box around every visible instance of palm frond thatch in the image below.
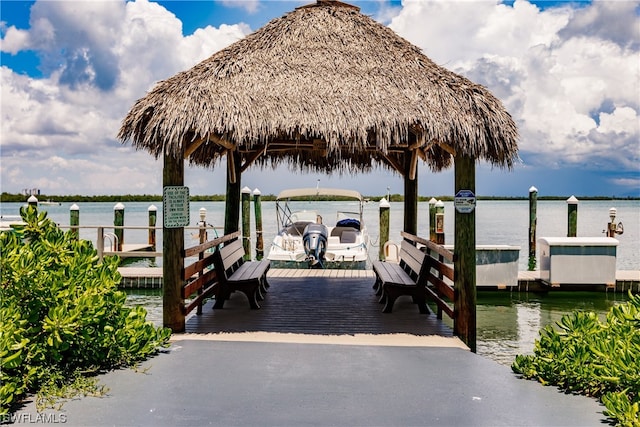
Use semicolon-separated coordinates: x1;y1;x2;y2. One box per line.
118;0;518;175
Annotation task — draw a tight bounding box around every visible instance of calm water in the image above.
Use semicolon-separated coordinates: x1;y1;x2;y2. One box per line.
2;199;638;365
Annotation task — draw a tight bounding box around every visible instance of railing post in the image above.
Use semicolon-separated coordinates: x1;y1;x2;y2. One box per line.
114;202;125;251
70;203;80;240
379;197;390;260
253;188;264;260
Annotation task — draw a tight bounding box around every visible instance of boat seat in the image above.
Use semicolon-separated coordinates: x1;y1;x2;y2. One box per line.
331;226;357;239
340;231;358;244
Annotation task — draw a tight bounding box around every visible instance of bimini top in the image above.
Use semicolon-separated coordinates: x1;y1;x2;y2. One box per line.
276;188;363;201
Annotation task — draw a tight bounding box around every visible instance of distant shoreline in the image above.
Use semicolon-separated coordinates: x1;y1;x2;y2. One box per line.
2;192;638;203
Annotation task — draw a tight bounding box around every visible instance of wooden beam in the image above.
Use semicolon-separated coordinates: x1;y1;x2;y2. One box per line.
409;149;419;181
381;153;405;176
227;149;237;184
211;134;236;150
163;151;185;333
454;154;477;353
224;150;242;235
403;153;418;235
439;142;457;156
183;137;206;159
240;146;266;173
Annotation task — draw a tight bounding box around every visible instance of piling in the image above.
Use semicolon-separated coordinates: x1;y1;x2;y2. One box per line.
148;205;157;248
379;197;390;260
114;202;125;251
435;200;445;245
28;195;38;207
241;186;252;261
567;195;578;237
528;187;537;270
428;197;438;242
70;204;80;239
253;188;264;260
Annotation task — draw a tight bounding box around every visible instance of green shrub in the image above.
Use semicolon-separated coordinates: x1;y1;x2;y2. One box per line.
512;293;640;426
0;206;171;415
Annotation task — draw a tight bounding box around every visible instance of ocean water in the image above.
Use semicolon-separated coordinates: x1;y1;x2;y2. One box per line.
2;199;638;366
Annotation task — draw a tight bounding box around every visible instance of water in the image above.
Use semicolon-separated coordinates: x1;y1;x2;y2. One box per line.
2;199;639;366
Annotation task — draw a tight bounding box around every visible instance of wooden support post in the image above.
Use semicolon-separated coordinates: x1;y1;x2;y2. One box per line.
428;197;437;242
379;197;390;260
253;188;264;260
528;186;537;270
567;195;578;237
224;150;242;235
163;151;185;332
454;155;476;353
113;202;125;251
148;204;157;248
69;203;79;240
403;153;418;235
241;186;252;261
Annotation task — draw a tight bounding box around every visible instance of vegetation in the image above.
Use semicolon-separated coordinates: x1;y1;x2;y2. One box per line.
0;206;171;415
512;293;640;426
2;191;638;204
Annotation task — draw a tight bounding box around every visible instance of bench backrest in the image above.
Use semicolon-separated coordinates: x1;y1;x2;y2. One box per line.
399;240;429;283
217;239;246;278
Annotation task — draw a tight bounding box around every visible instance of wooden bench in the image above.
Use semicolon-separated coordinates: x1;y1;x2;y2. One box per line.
212;239;270;309
372;240;430;314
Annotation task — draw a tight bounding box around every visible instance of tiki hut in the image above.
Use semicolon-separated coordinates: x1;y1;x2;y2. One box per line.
118;0;518;346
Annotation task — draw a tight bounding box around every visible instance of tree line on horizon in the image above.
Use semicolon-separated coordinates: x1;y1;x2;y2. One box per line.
1;192;637;204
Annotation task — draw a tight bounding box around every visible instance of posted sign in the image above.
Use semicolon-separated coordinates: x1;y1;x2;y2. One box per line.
163;186;190;228
454;189;476;213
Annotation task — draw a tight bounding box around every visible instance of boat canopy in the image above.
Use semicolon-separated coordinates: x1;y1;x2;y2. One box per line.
275;188;363;201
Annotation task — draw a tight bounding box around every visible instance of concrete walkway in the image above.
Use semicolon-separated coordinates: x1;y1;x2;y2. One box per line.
16;338;607;426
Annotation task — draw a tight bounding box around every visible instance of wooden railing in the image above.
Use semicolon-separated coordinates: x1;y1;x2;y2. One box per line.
181;231;240;316
401;231;456;320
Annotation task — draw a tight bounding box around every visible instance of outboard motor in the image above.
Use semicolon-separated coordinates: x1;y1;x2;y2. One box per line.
303;223;328;267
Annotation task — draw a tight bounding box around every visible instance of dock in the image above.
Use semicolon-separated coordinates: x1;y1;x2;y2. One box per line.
118;266;640;292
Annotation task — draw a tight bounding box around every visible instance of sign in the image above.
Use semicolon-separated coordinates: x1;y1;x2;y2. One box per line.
454;189;476;213
163;186;190;228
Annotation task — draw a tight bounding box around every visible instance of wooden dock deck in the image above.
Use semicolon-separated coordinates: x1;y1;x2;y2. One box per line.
184;272;454;337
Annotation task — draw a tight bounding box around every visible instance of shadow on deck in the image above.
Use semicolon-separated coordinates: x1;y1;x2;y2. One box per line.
185;273;453;337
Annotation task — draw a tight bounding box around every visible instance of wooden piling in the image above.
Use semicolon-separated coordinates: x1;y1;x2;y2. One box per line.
114;202;125;251
454;155;477;353
379;197;390;260
429;197;437;242
163;151;185;332
253;188;264;260
567;195;578;237
70;203;79;239
148;204;157;248
241;186;252;261
528;186;537;270
435;201;445;245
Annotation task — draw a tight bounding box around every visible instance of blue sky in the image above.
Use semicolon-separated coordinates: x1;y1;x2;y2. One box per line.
1;0;639;198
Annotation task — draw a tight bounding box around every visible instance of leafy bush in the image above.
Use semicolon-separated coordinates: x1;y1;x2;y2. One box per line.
512;293;640;426
0;207;171;415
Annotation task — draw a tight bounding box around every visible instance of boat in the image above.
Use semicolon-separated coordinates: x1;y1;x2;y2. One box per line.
0;215;25;232
267;187;369;269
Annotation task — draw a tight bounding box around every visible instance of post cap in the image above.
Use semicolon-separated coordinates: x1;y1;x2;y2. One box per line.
241;186;252;194
379;197;390;208
529;186;538;193
253;188;261;196
566;195;579;204
429;197;438;204
70;203;79;211
27;195;38;203
114;202;125;210
435;200;444;207
148;204;157;211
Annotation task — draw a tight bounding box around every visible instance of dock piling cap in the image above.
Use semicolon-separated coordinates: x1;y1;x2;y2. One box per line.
241;186;252;194
379;197;390;208
529;186;538;193
566;195;579;204
253;188;261;196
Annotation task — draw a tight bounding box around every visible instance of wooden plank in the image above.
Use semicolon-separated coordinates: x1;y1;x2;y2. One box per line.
429;260;454;282
427;272;455;301
425;287;455;318
184;231;239;258
182;269;218;298
401;231;454;262
183;252;215;280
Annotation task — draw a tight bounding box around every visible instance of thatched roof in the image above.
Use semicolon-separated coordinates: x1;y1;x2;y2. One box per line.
118;0;518;176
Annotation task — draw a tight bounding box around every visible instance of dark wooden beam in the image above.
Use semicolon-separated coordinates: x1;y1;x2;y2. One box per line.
224;150;242;235
403;152;418;235
454;154;477;352
163;150;185;332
